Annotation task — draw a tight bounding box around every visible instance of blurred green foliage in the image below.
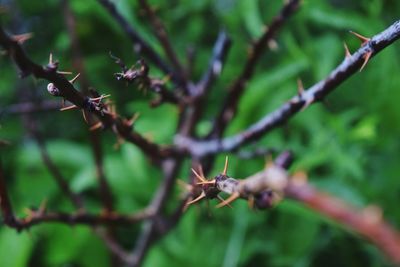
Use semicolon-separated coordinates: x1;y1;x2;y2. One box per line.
1;0;400;266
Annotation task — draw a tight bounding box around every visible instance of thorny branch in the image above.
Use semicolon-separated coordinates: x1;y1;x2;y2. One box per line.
180;152;400;264
1;1;400;266
177;19;400;157
110;53;180;107
0;25;178;161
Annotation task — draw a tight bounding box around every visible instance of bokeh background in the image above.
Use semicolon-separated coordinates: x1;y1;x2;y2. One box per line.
1;0;400;266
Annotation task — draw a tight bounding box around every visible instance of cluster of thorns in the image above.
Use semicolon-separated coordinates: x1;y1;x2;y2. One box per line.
180;157;286;211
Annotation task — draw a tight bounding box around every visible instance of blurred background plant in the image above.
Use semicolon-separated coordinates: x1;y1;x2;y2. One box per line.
1;0;400;266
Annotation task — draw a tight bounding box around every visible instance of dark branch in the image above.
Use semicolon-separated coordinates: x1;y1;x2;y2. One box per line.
62;0;114;212
0;161;18;227
0;25;179;160
110;53;181;107
3;209;153;231
2;100;61;115
177;20;400;157
209;0;300;138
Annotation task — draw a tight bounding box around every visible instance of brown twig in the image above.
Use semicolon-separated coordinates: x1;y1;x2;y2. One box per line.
285;182;400;264
209;0;300;138
177;19;400;157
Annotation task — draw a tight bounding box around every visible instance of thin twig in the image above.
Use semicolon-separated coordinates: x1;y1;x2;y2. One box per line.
127;159;182;267
177;20;400;157
176;32;231;136
0;161;18;227
96;0;186;89
37;138;84;209
209;0;300;138
2;209;153;231
138;0;187;85
2;100;61;115
195;31;231;96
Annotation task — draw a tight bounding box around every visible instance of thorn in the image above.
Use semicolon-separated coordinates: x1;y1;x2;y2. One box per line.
196;179;216;185
176;179;193;192
60;105;78;111
191;168;207;183
216;192;240;208
297;78;304;97
182;196;193;212
186;191;206;206
217;195;233;209
90;94;111;102
291;171;308;186
57;70;73;75
126;113;140;127
11;33;33;44
69;73;81;84
38;199;48;215
301;96;315;112
359;51;372;72
82;110;89;123
162;74;171;83
343;42;351;59
89;122;103;131
222;156;229;176
248;195;255;209
349;30;370;46
113;136;124;150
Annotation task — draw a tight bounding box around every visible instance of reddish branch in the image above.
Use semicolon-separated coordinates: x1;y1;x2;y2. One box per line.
209;0;300;138
178;19;400;157
285;183;400;263
0;25;179;160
